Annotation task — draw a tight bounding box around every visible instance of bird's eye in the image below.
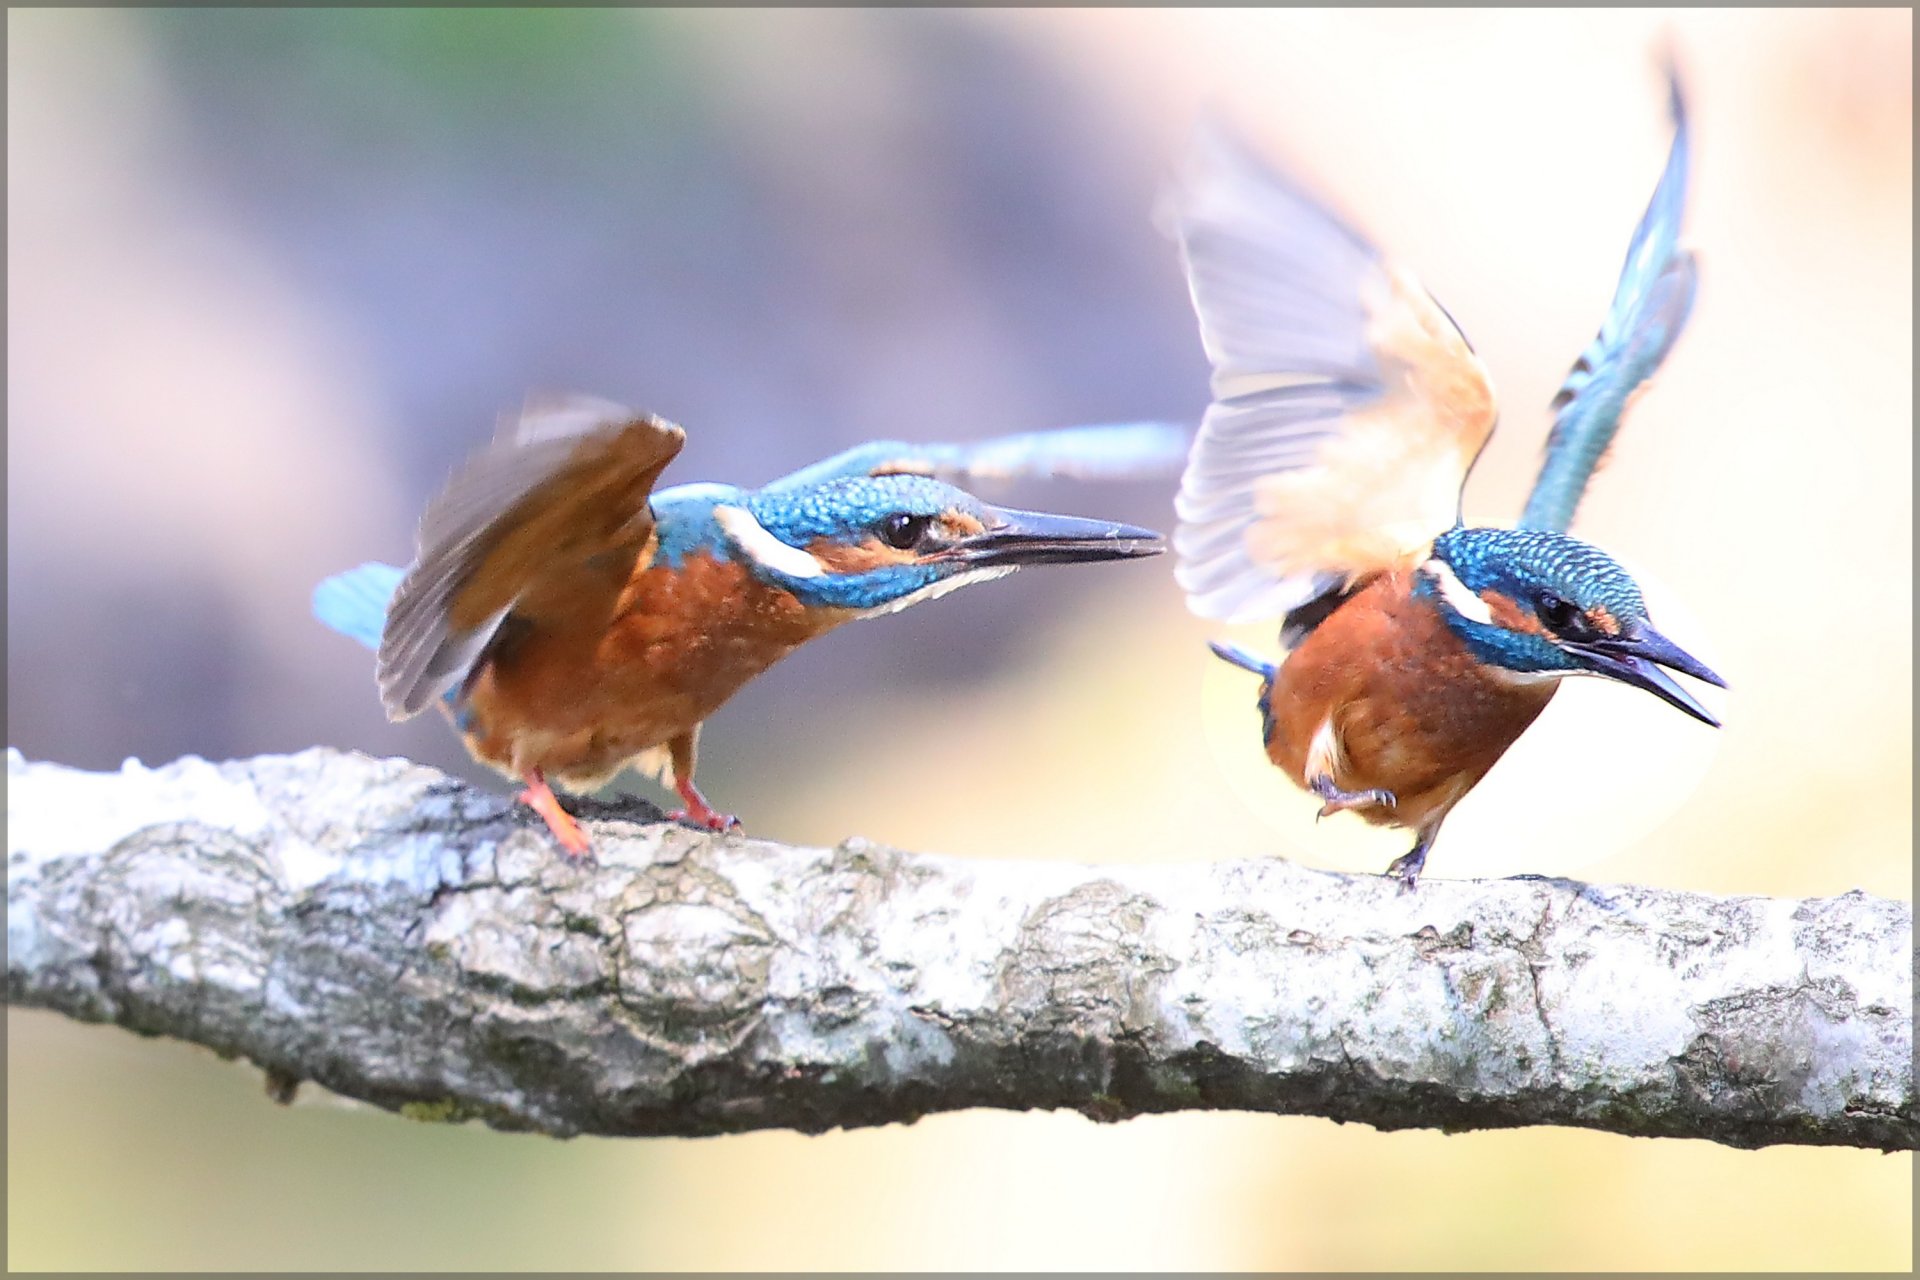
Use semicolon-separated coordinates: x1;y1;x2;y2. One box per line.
1536;594;1579;632
878;512;934;550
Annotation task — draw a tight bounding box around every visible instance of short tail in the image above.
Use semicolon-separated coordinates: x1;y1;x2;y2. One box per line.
312;562;405;653
1208;640;1275;679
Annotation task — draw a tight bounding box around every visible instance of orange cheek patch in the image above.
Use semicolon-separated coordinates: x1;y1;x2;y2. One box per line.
1584;605;1623;636
936;512;986;540
1483;591;1547;635
807;537;910;574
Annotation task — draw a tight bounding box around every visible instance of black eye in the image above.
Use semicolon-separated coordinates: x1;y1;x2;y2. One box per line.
1536;594;1579;632
878;512;934;550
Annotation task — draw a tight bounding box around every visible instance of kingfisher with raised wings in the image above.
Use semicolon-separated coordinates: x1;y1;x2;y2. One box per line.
315;401;1179;854
1173;66;1724;888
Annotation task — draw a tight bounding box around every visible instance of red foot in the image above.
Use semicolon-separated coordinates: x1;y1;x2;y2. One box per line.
669;778;742;832
666;808;742;831
517;769;592;857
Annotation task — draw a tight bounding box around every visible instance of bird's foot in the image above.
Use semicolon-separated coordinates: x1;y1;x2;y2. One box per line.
517;770;593;858
668;780;742;833
1311;775;1396;819
1383;843;1429;892
666;806;742;832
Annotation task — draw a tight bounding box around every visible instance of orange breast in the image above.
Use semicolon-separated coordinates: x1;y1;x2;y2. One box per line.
458;551;851;788
1265;571;1558;833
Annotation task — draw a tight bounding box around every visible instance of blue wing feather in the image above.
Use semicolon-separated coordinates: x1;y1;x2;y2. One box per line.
1519;63;1698;533
761;422;1191;493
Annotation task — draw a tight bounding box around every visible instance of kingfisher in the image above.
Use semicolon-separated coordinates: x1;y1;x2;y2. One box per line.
314;395;1180;855
1172;65;1725;888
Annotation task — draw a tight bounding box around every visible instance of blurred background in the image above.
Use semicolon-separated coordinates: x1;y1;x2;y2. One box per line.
7;7;1910;1270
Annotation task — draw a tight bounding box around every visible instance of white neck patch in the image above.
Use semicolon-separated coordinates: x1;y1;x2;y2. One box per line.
861;565;1017;618
714;505;825;580
1421;556;1494;625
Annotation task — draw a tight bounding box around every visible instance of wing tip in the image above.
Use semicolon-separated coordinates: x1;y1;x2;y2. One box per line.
1208;640;1276;679
1656;37;1689;130
371;584;435;723
1169;115;1384;265
495;391;687;462
919;421;1195;484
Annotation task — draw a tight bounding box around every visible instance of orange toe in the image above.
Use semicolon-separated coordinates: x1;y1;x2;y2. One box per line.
517;771;593;858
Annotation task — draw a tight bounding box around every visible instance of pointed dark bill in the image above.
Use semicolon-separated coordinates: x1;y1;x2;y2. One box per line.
954;505;1166;567
1570;623;1725;727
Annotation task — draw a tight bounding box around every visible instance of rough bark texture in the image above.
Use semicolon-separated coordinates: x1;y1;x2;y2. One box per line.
6;747;1913;1150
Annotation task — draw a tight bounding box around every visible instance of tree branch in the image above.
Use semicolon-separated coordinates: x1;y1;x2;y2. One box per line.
5;747;1912;1150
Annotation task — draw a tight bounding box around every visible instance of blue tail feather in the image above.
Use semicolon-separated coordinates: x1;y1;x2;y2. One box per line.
313;562;404;652
1208;640;1275;679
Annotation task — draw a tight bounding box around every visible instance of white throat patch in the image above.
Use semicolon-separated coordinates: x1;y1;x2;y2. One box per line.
1421;556;1494;625
861;565;1017;618
714;505;825;580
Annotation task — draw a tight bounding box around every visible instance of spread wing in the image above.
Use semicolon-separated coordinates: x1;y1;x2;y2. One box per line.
377;393;685;719
1171;126;1498;626
760;422;1191;493
1519;63;1697;533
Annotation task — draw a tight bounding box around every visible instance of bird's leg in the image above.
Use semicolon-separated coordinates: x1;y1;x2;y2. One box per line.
670;777;741;832
663;729;741;832
1309;773;1396;819
517;768;592;857
1383;828;1437;892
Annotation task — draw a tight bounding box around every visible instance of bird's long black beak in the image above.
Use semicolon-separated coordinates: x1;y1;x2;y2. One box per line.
1568;624;1726;727
952;505;1166;567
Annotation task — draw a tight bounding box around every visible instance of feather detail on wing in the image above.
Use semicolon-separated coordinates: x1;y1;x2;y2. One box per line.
761;422;1191;493
1519;61;1697;533
377;393;685;720
1170;126;1498;626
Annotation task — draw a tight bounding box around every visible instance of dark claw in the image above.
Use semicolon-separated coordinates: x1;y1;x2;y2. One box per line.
1384;834;1433;891
1310;775;1397;818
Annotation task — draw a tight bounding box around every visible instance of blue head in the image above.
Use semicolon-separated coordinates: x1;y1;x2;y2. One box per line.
1417;526;1725;725
702;472;1162;613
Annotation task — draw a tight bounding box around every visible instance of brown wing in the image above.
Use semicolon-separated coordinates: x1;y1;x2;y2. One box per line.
377;393;685;719
1170;127;1499;625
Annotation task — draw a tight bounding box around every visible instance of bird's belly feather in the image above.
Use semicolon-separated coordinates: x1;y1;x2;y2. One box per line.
1266;571;1557;831
455;552;848;787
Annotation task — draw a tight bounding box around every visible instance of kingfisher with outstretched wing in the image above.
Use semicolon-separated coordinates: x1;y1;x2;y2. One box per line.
316;398;1183;854
1173;64;1723;888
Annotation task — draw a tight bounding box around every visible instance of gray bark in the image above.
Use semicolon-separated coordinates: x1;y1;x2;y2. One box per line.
6;747;1912;1150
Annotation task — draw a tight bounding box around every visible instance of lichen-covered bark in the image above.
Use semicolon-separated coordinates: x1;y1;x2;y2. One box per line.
6;748;1912;1150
